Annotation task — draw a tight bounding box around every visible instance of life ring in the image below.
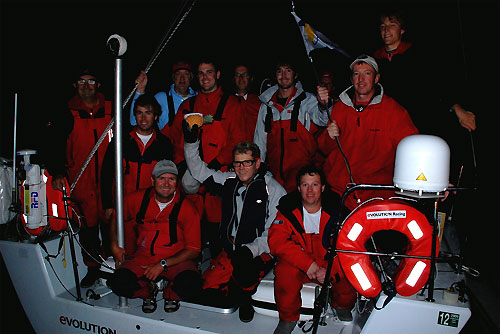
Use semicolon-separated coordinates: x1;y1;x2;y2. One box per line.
20;170;70;236
336;199;438;298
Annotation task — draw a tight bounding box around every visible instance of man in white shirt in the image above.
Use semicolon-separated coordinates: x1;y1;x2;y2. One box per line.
268;165;356;334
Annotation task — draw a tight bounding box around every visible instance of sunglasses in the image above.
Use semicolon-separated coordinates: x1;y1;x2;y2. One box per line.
77;79;97;85
232;159;255;167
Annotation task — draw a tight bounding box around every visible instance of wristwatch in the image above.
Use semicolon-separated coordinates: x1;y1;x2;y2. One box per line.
160;259;168;271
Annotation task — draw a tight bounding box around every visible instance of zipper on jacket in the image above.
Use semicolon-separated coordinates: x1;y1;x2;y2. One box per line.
279;127;285;182
357;117;360;127
93;129;99;185
150;230;160;256
228;184;239;250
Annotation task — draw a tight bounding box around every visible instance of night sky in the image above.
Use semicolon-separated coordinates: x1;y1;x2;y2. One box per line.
0;0;499;330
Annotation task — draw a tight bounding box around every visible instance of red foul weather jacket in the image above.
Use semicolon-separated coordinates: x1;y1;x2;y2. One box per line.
52;92;113;226
123;188;201;259
100;128;174;210
167;86;245;167
254;82;328;193
317;84;418;210
238;93;262;142
268;190;356;321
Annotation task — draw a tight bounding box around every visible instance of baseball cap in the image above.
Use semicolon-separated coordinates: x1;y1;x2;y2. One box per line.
172;61;192;73
349;54;379;73
152;160;178;178
75;68;99;82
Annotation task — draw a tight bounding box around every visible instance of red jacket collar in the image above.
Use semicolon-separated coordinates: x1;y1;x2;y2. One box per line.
271;86;298;110
198;86;223;100
130;128;158;153
68;91;106;111
374;41;412;61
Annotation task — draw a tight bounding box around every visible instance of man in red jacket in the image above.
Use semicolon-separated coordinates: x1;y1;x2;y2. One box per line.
317;55;418;210
107;160;202;313
269;165;356;334
254;60;328;193
50;69;113;288
168;59;245;256
100;94;174;220
232;64;261;141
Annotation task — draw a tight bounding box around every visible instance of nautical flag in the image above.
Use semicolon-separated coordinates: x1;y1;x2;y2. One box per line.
291;11;350;58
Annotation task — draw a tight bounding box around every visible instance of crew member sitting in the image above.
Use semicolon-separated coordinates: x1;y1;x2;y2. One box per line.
107;160;202;313
268;165;356;334
182;120;286;322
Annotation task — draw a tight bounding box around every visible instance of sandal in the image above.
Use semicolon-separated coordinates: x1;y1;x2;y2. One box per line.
142;298;157;313
164;299;180;313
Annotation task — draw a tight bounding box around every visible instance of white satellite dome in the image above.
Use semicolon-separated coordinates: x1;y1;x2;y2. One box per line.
393;135;450;196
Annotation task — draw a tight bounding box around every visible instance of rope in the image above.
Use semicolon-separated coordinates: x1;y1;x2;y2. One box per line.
70;0;197;192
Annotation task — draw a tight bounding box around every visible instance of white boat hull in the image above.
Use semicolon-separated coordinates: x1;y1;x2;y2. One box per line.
0;235;471;334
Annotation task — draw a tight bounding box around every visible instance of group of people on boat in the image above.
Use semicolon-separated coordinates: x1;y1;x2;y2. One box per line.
39;9;476;334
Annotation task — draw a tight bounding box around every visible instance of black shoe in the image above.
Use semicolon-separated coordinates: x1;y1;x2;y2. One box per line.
80;267;100;288
142;298;157;313
239;302;254;322
164;300;180;313
273;320;296;334
335;307;353;322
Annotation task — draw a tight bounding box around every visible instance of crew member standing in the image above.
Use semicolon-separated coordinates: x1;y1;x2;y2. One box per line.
253;60;328;193
50;69;113;288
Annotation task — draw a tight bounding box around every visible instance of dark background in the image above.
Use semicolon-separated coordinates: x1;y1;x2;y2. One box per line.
1;0;498;332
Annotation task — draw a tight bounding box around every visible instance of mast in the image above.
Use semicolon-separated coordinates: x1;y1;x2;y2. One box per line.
107;34;128;307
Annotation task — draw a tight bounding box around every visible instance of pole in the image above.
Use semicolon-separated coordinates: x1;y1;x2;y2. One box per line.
62;186;82;301
114;57;125;254
426;198;439;302
107;34;128;308
12;94;18;203
114;57;127;308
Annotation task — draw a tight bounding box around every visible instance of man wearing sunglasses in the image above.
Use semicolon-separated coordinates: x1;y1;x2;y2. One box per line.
48;69;113;288
182;123;286;323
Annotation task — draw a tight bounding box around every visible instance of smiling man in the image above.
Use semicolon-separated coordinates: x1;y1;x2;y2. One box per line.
129;60;197;133
269;165;356;333
182;125;286;323
254;60;329;193
107;160;202;314
317;55;418;210
101;94;174;221
168;59;246;263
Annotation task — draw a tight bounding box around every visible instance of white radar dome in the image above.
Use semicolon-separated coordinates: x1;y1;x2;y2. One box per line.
393;134;450;195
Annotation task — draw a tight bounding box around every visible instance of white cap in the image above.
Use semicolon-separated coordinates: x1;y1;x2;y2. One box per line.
350;54;379;73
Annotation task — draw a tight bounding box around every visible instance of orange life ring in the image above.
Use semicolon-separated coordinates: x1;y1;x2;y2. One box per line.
336;199;438;298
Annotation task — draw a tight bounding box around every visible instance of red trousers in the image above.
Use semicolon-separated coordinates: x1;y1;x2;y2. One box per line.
121;256;198;300
274;257;356;322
